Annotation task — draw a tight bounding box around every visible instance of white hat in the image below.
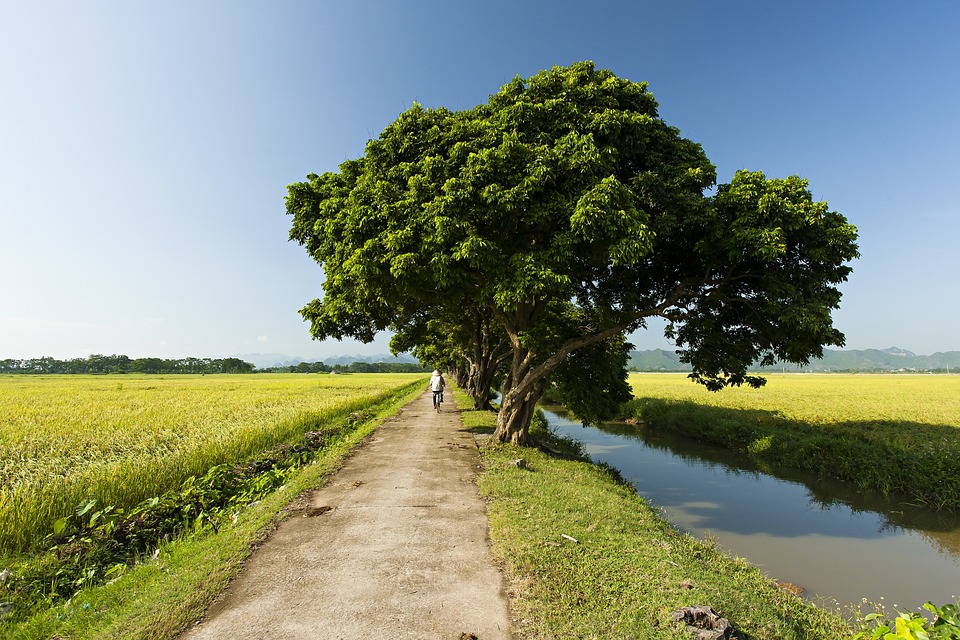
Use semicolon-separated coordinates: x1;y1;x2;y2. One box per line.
433;370;441;375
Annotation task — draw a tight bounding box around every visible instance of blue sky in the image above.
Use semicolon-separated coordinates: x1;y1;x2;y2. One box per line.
2;1;958;361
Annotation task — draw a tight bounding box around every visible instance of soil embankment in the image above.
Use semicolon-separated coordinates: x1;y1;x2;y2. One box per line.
179;391;513;639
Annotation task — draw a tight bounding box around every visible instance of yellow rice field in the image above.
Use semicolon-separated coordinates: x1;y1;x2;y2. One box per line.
625;373;960;506
0;373;426;552
627;372;960;428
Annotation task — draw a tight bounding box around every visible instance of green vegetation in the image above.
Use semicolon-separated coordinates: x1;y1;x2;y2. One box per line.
256;360;430;374
287;61;858;445
1;354;255;374
0;373;426;552
0;375;426;639
854;600;960;639
456;388;852;639
619;373;960;509
1;354;432;375
5;370;953;637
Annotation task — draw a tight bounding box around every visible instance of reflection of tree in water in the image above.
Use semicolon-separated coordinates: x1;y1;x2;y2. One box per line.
547;406;960;558
594;418;768;479
918;527;960;557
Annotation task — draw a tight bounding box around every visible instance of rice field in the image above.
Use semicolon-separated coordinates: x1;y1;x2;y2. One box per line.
0;373;426;553
627;372;960;427
623;373;960;507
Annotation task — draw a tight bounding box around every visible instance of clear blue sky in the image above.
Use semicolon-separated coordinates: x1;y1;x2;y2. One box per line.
2;1;958;361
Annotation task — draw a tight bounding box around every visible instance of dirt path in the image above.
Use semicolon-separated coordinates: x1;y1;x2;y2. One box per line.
178;391;514;640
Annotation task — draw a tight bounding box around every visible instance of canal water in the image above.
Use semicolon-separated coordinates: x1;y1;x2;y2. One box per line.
543;406;960;613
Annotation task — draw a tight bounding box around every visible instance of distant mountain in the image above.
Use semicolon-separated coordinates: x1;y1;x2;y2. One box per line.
241;348;959;373
320;353;419;367
234;352;419;370
628;347;960;373
627;349;688;371
232;353;298;369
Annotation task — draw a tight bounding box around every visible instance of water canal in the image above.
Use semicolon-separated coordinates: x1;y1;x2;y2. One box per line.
542;406;960;613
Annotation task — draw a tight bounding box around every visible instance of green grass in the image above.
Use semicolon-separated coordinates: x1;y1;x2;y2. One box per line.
2;379;427;640
456;388;851;639
621;373;960;508
0;373;426;552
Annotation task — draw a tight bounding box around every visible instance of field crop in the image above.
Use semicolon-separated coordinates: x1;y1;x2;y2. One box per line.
0;373;426;552
622;373;960;508
627;373;960;426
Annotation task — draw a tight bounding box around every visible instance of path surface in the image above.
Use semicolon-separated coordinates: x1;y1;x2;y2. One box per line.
179;391;513;640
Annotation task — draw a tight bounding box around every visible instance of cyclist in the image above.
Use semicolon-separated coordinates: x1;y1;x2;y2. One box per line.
429;369;446;411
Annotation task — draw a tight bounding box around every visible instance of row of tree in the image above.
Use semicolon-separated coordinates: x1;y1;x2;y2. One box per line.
258;361;431;374
1;355;255;375
287;62;860;444
0;355;434;376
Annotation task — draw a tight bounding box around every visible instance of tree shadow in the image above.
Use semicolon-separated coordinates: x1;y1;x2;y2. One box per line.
456;405;497;436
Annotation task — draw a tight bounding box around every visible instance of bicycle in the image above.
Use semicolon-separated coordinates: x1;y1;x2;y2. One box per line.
432;389;443;413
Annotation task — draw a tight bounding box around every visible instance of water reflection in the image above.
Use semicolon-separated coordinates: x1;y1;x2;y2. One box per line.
543;406;960;611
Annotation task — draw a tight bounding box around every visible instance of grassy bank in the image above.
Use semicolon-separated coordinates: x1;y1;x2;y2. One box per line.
1;378;427;640
620;373;960;509
455;389;851;639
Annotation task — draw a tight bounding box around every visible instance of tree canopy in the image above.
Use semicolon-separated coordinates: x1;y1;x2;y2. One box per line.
287;61;859;444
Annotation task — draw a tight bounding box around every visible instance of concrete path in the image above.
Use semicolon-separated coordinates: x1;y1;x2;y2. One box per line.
179;391;514;640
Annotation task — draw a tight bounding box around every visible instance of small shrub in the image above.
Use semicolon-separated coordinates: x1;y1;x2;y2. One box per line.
853;600;960;639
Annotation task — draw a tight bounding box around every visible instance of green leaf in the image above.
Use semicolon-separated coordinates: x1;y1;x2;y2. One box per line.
76;499;96;518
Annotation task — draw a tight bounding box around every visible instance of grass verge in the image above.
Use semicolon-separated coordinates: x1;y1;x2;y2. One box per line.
455;388;851;639
2;379;427;640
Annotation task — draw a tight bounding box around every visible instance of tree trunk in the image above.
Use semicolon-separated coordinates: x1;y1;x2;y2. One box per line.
451;363;469;388
491;304;632;445
491;322;541;444
468;359;497;410
464;314;510;411
493;395;528;444
493;380;543;445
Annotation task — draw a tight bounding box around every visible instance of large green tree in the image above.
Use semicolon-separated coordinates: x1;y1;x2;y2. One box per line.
287;62;858;444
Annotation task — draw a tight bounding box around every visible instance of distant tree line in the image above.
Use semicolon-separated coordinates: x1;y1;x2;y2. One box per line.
0;355;432;375
257;361;431;374
0;354;255;375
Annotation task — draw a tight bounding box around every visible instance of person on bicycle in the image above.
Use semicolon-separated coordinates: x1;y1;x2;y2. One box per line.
430;369;446;409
